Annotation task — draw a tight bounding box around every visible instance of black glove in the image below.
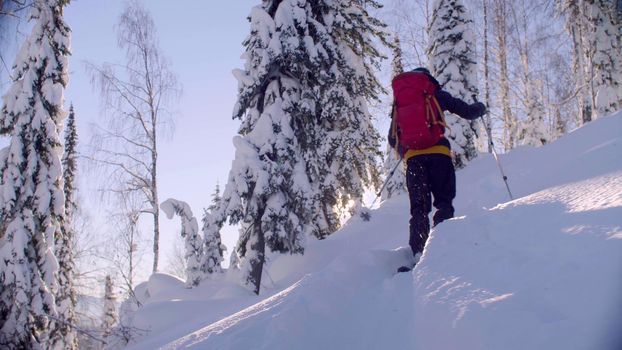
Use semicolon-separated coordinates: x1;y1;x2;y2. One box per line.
471;102;487;118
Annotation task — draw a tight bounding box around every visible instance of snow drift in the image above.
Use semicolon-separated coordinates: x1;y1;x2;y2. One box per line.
122;113;622;350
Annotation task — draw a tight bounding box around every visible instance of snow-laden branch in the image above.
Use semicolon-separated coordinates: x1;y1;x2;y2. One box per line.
160;198;205;287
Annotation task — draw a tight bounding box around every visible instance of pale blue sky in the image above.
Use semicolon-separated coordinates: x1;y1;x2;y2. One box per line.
64;0;257;275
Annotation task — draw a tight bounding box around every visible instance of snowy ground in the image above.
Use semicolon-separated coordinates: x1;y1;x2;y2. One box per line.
121;113;622;350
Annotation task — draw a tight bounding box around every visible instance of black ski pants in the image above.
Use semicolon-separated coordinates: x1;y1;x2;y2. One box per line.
406;153;456;256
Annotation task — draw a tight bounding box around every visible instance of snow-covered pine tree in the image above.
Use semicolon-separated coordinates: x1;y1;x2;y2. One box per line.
200;186;224;278
206;0;388;294
160;198;207;287
102;275;117;338
519;91;549;147
0;0;70;348
427;0;479;169
305;0;387;227
56;103;78;348
382;34;407;200
205;0;313;294
428;0;478;168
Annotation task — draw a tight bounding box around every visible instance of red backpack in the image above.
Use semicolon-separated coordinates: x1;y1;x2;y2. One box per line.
391;71;446;150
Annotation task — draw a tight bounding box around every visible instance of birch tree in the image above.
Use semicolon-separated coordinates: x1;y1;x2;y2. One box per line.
560;0;595;124
585;0;622;117
481;0;493;152
101;275;117;338
87;0;180;273
106;192;144;299
491;0;517;151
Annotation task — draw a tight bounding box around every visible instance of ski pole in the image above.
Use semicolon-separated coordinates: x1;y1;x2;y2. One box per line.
473;95;514;201
361;158;403;221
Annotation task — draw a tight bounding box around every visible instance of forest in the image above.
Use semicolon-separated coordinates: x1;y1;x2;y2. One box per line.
0;0;620;349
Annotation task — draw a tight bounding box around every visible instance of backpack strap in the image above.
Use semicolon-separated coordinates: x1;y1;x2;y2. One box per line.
425;94;447;129
390;101;401;157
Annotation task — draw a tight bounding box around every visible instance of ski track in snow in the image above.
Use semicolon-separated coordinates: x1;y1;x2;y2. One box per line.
161;247;419;349
124;114;622;350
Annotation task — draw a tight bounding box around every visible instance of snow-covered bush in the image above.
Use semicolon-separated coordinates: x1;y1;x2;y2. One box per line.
161;198;212;287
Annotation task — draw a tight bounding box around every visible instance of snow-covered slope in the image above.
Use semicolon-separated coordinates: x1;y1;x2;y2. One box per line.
124;113;622;350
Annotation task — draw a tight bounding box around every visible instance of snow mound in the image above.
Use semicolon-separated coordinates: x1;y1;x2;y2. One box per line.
133;273;185;304
413;172;622;350
125;113;622;350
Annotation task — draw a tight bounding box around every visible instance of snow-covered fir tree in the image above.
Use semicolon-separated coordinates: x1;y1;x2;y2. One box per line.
204;1;311;294
56;103;78;348
0;0;70;348
382;34;407;200
204;0;388;294
311;0;387;224
427;0;479;169
519;98;550;147
200;186;225;278
160;198;208;287
517;52;550;148
102;275;117;338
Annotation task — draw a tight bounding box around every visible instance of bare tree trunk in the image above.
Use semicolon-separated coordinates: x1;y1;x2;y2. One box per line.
493;0;515;151
569;24;589;124
151;105;160;273
128;219;135;292
101;190;144;304
560;0;593;125
249;208;266;295
483;0;493;152
121;195;141;296
577;2;594;124
152;171;160;273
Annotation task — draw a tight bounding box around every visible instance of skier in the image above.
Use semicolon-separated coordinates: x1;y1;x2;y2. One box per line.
388;67;486;272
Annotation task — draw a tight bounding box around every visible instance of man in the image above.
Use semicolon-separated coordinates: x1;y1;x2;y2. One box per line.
388;67;486;272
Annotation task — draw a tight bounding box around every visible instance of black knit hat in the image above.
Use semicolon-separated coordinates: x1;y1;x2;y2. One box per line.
412;67;441;87
412;67;431;74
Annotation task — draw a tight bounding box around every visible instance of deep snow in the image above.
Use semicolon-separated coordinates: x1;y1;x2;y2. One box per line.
121;113;622;350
